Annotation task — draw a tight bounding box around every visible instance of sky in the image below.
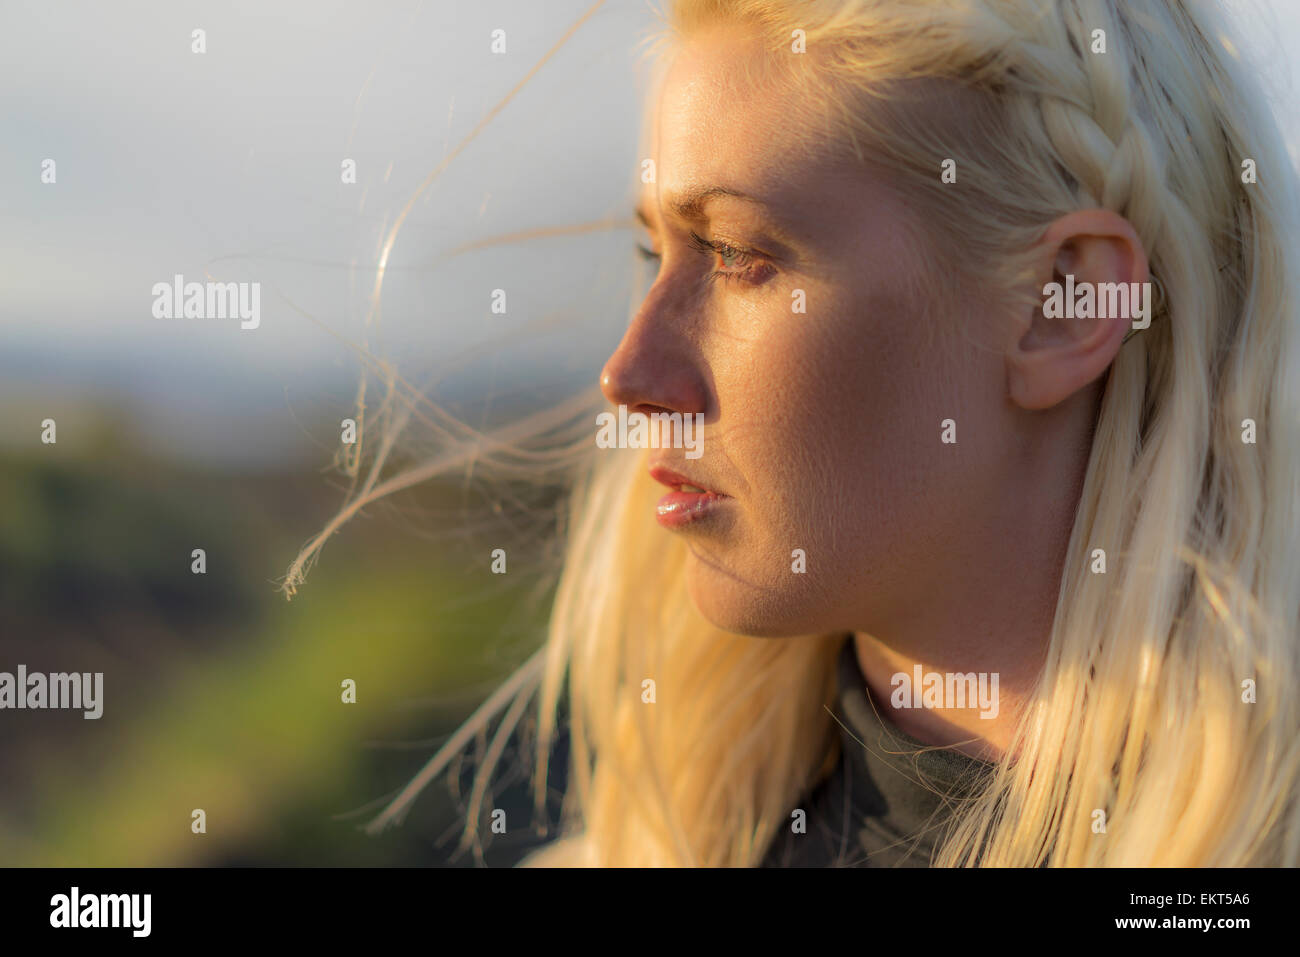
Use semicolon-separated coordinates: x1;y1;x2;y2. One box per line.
2;0;1297;468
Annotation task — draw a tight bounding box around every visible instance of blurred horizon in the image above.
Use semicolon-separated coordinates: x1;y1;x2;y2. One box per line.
2;0;662;471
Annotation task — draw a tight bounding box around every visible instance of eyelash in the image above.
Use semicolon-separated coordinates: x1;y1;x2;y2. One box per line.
686;231;759;283
633;233;774;286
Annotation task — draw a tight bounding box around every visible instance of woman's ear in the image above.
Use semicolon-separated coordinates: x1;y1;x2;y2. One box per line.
1006;209;1150;411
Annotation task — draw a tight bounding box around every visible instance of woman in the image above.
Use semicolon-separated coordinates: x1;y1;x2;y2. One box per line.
288;0;1300;866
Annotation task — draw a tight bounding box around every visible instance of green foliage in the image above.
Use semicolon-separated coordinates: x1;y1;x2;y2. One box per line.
0;447;551;866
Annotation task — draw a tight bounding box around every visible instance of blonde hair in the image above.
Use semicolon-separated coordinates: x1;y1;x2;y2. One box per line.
287;0;1300;866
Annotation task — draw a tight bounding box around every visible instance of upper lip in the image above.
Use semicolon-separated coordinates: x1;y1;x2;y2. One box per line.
649;463;726;495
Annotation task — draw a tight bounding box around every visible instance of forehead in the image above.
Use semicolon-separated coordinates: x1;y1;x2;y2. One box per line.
642;25;846;219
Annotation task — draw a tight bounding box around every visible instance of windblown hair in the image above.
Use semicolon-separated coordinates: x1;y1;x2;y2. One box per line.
288;0;1300;866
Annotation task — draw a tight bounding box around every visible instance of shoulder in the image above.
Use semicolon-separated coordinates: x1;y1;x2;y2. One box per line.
760;749;864;868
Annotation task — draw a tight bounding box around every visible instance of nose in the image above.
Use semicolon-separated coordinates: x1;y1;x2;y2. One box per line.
600;285;710;417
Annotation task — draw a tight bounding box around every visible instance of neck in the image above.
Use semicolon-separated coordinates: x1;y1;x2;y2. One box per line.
851;631;1043;763
852;396;1096;764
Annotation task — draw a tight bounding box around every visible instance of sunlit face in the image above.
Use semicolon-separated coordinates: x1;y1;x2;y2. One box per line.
600;23;1014;638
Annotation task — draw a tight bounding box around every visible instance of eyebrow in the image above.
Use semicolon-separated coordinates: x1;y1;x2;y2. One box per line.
634;184;800;261
636;185;766;227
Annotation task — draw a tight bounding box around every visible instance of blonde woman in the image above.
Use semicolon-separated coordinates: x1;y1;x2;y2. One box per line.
288;0;1300;867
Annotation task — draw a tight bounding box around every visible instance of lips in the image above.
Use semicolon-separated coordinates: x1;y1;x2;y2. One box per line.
649;465;729;528
649;465;719;495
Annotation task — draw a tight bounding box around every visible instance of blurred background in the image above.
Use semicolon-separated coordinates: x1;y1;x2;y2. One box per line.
2;0;1298;866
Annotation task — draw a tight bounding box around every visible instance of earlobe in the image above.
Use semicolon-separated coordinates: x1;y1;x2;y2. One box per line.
1007;209;1149;411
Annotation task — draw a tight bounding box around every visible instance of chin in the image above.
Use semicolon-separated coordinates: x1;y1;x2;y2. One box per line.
683;549;831;638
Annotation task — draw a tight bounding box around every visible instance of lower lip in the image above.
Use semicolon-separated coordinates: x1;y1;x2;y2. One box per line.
656;490;728;528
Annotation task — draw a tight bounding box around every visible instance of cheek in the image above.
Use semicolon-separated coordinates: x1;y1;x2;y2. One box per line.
691;269;1001;634
736;283;944;521
722;284;981;615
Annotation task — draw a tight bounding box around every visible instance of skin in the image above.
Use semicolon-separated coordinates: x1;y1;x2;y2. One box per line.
599;24;1147;762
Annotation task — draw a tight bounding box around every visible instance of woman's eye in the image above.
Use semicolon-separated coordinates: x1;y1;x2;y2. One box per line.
687;231;775;286
635;242;660;262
